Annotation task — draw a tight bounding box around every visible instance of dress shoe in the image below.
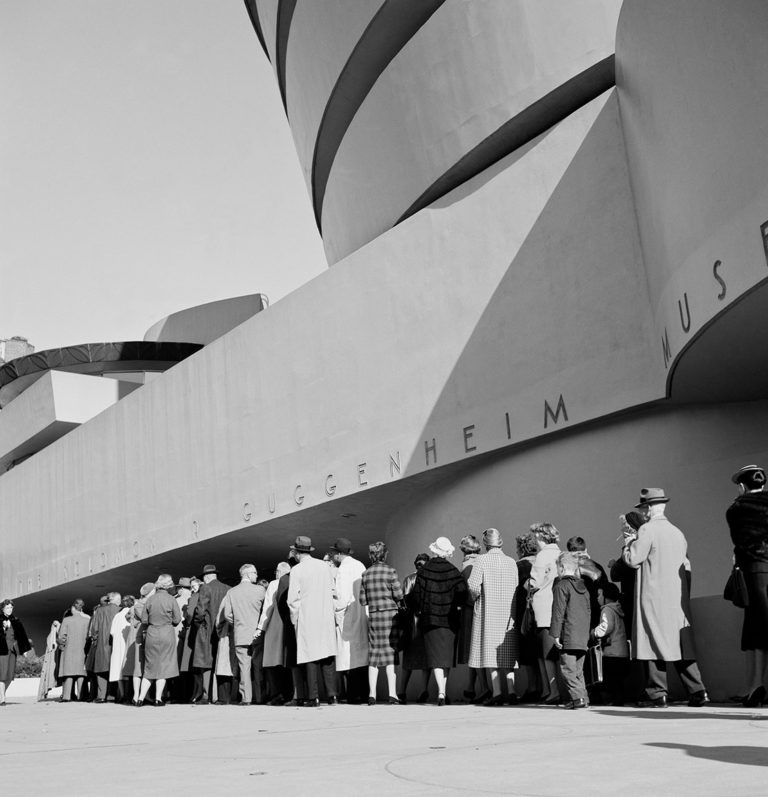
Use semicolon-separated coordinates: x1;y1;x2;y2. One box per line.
637;695;668;708
267;696;286;706
284;699;304;707
543;695;562;706
328;696;339;705
305;698;320;707
94;698;105;704
564;698;587;710
483;695;506;707
154;700;166;707
473;690;492;705
190;697;209;705
743;686;766;708
687;691;710;708
367;697;376;706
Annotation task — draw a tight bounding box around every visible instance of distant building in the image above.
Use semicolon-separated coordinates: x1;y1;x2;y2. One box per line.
0;336;34;365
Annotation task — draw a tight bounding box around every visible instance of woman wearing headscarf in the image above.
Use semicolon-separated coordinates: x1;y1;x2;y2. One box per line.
411;537;467;706
57;599;90;702
359;541;404;705
129;582;155;701
529;522;562;704
0;599;32;705
109;595;135;703
135;574;181;706
37;620;61;701
456;535;485;702
397;553;431;703
726;464;768;706
468;528;520;706
516;532;542;701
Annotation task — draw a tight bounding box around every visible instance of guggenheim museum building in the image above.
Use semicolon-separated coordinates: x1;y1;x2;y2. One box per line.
2;0;767;698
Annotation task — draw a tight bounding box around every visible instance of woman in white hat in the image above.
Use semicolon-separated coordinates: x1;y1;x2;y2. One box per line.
411;537;467;706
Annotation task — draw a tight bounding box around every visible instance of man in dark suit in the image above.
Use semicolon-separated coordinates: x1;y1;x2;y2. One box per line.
191;564;229;704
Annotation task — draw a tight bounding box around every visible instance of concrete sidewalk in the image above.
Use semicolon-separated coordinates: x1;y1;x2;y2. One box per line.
1;698;767;796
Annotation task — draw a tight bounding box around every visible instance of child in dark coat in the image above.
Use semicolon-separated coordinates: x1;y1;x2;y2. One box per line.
550;552;591;709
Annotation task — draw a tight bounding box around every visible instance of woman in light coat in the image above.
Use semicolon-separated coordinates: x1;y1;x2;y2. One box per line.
529;522;562;703
37;620;61;701
258;562;292;705
109;595;135;703
467;528;520;705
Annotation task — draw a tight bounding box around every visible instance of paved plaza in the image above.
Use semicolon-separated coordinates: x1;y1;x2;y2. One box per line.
2;696;767;796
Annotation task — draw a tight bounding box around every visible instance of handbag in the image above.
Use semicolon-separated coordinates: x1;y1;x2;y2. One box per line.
723;566;750;608
584;642;603;687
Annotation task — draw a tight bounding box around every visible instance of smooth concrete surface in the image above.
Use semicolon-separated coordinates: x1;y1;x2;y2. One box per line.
0;371;120;471
617;0;768;378
320;0;621;263
285;0;381;189
143;293;265;345
2;698;768;795
0;91;660;605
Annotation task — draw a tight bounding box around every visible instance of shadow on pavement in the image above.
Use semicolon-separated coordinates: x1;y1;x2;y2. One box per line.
647;742;768;767
591;708;768;721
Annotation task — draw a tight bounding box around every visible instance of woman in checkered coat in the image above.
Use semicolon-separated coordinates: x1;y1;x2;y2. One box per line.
359;541;404;705
468;528;520;705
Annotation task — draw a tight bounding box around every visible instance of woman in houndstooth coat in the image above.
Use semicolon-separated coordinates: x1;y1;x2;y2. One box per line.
467;528;520;704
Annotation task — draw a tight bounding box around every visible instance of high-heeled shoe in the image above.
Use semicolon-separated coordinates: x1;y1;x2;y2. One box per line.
416;690;429;704
437;694;445;707
133;699;144;707
367;697;376;706
388;696;400;705
743;685;766;707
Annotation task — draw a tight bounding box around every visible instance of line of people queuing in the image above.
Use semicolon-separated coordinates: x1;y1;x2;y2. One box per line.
15;473;768;709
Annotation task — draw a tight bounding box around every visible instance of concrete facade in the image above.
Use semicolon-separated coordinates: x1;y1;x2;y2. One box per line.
1;1;767;701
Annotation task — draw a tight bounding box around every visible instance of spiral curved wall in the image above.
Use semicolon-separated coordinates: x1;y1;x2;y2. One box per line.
247;0;622;263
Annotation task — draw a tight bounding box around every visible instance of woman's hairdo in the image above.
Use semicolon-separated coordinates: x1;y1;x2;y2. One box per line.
460;535;481;554
155;573;174;590
516;532;539;559
1;598;13;610
414;553;430;567
72;598;85;611
121;595;136;608
530;522;560;544
369;541;388;563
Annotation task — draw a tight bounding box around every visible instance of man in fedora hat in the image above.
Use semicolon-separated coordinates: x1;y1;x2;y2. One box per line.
287;536;339;706
622;488;708;707
191;564;229;704
329;538;368;704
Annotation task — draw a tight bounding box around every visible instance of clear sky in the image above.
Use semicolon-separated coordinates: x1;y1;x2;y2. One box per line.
0;1;327;352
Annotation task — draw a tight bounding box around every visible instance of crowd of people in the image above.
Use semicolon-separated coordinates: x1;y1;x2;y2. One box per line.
4;471;768;709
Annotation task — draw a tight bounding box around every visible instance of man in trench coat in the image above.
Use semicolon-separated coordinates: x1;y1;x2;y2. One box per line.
330;537;368;703
623;487;708;707
88;592;120;702
287;536;339;706
192;564;229;703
